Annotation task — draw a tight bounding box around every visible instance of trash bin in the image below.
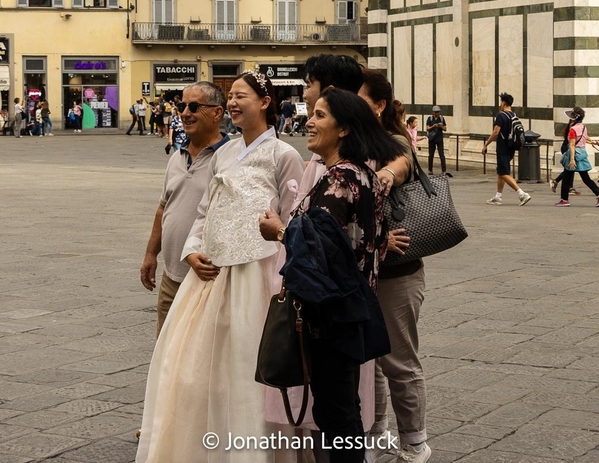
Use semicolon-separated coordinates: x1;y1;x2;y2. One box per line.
518;130;541;182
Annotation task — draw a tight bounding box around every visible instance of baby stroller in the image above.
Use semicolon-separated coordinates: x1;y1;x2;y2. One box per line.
289;115;308;137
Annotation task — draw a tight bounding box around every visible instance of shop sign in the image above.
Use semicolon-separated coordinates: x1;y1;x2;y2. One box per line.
90;101;109;109
259;64;303;80
76;61;107;70
0;38;8;62
84;88;96;98
154;65;197;83
63;58;118;73
142;81;151;96
28;89;42;100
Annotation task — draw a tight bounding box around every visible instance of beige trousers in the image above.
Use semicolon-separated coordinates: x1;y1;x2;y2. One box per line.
374;266;427;446
156;271;181;338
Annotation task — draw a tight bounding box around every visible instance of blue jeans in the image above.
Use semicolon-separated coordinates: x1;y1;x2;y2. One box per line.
74;115;82;130
32;121;43;136
43;117;53;134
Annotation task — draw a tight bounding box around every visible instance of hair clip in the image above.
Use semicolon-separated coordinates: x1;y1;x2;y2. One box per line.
242;70;269;95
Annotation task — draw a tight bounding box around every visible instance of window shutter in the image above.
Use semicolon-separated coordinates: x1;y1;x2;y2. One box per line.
107;0;119;8
216;0;224;22
164;0;173;23
338;1;347;23
226;0;234;23
17;0;28;7
277;1;285;25
53;0;64;7
289;1;296;25
154;0;163;23
351;1;358;21
72;0;83;7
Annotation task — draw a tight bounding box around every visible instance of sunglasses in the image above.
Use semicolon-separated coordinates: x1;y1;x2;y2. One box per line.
176;102;219;113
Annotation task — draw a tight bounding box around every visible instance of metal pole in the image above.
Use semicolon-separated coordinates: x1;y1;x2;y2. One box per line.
546;141;550;183
483;150;486;175
455;135;459;171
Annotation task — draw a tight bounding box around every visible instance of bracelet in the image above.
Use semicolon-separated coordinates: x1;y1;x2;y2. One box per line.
382;167;396;179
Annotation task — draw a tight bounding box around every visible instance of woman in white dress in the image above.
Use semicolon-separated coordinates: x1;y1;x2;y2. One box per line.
136;71;305;463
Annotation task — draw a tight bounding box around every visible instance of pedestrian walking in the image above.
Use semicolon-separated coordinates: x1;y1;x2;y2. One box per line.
126;100;139;135
426;106;447;175
72;100;82;133
555;107;599;207
482;93;531;206
407;116;427;153
281;97;294;134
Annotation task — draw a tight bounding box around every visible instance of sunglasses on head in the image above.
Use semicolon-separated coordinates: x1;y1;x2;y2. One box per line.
176;102;219;113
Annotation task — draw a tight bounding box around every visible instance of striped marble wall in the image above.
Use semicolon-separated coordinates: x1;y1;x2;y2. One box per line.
368;0;599;142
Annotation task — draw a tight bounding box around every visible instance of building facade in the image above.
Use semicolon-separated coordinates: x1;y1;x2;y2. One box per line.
1;0;367;130
368;0;599;149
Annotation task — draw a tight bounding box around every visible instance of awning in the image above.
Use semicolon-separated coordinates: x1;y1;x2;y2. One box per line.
154;83;189;92
270;79;306;87
0;66;9;91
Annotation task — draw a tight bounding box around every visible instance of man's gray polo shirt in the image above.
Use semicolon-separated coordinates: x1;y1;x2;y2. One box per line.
159;134;230;283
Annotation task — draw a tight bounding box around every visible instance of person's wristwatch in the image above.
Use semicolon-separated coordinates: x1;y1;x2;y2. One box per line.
276;227;286;243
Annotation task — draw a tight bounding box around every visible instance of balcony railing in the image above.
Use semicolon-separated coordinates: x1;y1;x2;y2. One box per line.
132;22;366;45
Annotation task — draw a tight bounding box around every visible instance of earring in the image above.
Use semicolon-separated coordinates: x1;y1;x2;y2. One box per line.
377;112;381;118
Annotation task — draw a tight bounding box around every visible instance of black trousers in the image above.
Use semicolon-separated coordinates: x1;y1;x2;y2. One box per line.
560;170;599;200
555;170;574;188
138;115;146;133
428;137;446;172
126;116;137;134
309;338;364;463
148;113;155;133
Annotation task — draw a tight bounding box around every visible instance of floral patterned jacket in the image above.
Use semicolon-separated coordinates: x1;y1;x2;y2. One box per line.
294;161;387;291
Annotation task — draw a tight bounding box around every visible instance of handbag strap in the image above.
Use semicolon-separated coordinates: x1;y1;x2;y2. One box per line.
280;298;310;427
411;153;437;198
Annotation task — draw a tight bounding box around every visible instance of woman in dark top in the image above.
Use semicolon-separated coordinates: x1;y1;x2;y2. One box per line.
261;87;402;463
359;69;432;463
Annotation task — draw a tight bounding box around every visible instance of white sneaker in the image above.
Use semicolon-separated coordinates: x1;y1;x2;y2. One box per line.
48;133;54;136
519;192;531;206
486;197;502;205
397;443;431;463
364;432;398;463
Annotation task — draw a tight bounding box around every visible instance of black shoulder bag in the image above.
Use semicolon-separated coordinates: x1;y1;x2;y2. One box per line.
255;281;311;426
382;154;468;266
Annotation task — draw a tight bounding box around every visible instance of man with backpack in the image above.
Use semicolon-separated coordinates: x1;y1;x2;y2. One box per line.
125;99;138;135
482;92;531;206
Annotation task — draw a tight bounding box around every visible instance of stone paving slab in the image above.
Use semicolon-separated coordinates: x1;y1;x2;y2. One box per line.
2;135;599;461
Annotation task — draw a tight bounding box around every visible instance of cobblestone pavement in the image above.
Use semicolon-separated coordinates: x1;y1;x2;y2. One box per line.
1;132;599;462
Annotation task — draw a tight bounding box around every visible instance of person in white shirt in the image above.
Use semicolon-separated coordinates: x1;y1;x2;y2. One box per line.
137;98;148;134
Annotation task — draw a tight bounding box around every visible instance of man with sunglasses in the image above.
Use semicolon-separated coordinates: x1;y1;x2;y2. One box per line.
140;81;230;336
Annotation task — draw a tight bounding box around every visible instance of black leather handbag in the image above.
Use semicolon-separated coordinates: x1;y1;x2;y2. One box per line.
382;155;468;266
255;282;310;426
